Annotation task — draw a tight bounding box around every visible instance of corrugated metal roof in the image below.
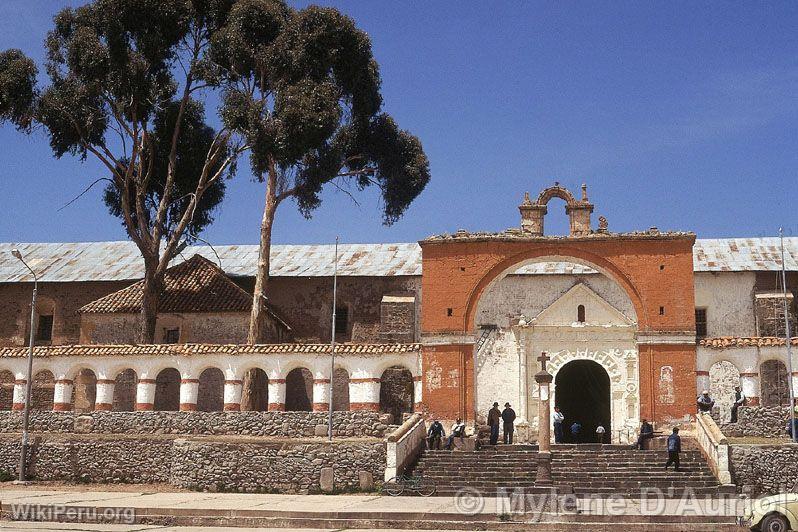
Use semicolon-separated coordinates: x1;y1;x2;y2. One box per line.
512;262;598;275
0;241;422;282
0;237;795;283
693;237;798;272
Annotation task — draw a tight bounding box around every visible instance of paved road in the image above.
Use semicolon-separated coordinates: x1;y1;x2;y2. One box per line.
0;488;748;516
0;523;452;532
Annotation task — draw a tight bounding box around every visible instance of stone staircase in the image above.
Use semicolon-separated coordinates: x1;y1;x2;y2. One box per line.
406;443;725;497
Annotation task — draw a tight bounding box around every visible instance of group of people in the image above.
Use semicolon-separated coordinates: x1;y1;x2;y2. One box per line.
487;402;517;444
552;406;606;443
426;417;467;450
696;386;746;423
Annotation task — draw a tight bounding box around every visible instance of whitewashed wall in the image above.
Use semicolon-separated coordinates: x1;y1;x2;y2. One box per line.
694;272;757;337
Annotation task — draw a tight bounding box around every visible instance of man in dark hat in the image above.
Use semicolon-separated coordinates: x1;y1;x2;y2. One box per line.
502;402;517;444
487;402;501;445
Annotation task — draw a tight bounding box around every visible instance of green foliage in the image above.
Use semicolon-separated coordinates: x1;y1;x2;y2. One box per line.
103;99;230;240
0;49;38;129
0;468;13;482
207;0;430;224
0;0;240;242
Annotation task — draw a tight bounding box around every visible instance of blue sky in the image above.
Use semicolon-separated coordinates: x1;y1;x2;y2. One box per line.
1;1;797;245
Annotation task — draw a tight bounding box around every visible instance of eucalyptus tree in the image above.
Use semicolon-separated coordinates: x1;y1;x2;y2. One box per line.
0;0;243;343
206;0;430;343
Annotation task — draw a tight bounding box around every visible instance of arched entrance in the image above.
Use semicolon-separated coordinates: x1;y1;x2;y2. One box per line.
418;184;697;423
554;360;611;443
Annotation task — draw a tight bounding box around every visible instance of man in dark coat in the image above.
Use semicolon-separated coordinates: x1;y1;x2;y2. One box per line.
635;419;654;450
664;427;681;472
487;402;501;445
570;421;582;444
502;402;516;444
427;419;445;450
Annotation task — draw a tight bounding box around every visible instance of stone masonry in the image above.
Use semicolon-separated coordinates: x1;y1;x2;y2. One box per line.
0;410;390;438
171;439;385;493
720;406;793;438
730;445;798;496
0;434;385;493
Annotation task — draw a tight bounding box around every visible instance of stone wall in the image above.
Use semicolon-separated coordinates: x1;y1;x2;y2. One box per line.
0;275;422;347
0;280;131;346
82;312;254;345
729;445;798;496
721;406;793;438
0;435;171;483
0;434;385;493
379;294;416;343
0;411;389;438
236;275;421;343
754;293;796;337
171;439;385;493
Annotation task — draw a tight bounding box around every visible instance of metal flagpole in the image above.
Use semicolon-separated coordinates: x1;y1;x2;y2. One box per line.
779;228;797;443
328;237;339;441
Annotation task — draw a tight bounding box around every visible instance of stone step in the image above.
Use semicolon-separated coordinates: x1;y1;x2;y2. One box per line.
408;444;723;498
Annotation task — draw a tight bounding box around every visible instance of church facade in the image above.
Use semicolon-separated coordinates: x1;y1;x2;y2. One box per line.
0;184;795;443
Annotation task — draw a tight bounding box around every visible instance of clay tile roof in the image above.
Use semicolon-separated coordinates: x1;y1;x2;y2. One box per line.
79;254;254;314
0;343;423;358
699;337;798;349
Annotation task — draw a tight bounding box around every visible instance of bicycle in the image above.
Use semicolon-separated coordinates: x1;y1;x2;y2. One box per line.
383;474;436;496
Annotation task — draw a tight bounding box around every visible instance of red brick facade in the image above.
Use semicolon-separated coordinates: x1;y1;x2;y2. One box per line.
419;234;697;423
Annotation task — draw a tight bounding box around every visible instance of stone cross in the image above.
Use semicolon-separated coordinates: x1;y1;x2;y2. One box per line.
537;351;550;372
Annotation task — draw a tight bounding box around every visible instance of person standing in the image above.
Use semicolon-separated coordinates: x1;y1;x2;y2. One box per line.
552;406;565;444
502;402;516;444
696;390;715;414
487;402;501;445
427;419;445;450
664;427;681;472
730;386;746;423
570;421;582;444
595;424;606;444
635;419;654;450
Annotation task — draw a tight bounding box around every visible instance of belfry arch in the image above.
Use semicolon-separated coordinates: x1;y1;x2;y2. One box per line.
419;183;697;427
519;182;595;237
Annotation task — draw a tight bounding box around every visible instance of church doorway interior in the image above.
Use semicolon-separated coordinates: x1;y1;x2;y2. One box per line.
555;360;611;443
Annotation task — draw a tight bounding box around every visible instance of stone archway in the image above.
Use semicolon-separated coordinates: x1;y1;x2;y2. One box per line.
332;367;350;411
72;368;97;412
761;359;790;407
555;360;611;443
154;368;180;411
419;185;696;422
32;370;55;411
241;368;269;411
0;370;13;410
380;366;414;424
113;369;137;412
549;348;638;444
285;368;313;412
197;368;225;412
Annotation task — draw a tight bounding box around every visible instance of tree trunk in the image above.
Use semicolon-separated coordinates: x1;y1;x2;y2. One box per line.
248;170;279;344
139;255;162;344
